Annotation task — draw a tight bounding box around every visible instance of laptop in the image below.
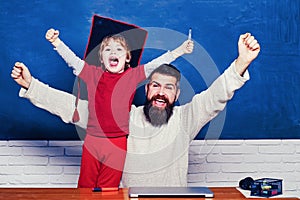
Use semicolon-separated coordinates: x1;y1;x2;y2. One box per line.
128;186;214;198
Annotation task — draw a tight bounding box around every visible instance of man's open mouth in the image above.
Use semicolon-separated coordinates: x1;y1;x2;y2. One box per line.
152;95;169;108
155;98;166;106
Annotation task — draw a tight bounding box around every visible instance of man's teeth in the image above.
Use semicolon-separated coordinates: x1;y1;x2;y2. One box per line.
156;99;165;103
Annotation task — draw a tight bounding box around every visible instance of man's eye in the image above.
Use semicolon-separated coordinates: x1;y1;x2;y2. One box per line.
166;86;174;90
150;83;159;88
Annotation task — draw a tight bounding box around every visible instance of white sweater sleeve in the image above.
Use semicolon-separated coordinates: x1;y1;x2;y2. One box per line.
54;42;85;76
181;60;250;140
19;78;88;129
144;51;175;78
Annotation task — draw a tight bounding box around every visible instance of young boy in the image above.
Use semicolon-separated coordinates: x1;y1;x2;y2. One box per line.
44;28;193;188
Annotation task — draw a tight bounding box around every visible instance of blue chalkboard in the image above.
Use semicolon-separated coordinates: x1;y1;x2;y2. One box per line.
0;0;299;139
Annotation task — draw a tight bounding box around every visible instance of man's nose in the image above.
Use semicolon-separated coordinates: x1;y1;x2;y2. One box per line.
158;87;165;95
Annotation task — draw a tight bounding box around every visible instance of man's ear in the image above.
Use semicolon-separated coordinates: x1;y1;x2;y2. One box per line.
175;89;180;101
145;83;149;94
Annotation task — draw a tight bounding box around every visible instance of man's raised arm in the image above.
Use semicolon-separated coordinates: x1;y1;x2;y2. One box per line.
11;62;88;129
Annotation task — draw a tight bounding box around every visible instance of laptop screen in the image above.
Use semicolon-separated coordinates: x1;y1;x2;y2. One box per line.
128;186;214;198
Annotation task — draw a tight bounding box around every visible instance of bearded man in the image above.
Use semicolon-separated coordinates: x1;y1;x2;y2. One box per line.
11;33;260;187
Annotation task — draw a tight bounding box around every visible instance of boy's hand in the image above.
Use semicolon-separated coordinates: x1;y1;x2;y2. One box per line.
11;62;32;89
45;28;61;47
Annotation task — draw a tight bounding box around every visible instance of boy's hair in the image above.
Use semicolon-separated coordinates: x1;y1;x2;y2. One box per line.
149;64;181;88
98;34;132;70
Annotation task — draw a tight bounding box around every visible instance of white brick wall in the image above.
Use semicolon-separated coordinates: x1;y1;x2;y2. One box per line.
0;139;299;197
188;140;300;197
0;140;82;188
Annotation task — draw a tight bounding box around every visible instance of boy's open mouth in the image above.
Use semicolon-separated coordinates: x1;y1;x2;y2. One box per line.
109;56;119;67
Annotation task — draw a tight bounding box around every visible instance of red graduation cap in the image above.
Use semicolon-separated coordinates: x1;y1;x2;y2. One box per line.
72;15;148;122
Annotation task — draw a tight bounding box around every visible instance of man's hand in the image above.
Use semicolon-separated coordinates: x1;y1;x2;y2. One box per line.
45;28;61;47
235;33;260;76
11;62;32;89
180;39;194;54
171;39;194;59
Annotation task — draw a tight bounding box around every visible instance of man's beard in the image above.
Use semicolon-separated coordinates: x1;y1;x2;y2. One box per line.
143;94;175;127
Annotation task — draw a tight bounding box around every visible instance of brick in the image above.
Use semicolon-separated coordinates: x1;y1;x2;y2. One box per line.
189;144;220;155
187;173;205;183
206;140;244;146
259;145;296;154
282;155;300;163
23;166;63;175
0;175;10;184
282;140;300;145
188;163;220;173
0;147;22;156
8;141;48;147
189;154;207;164
9;175;49;184
188;182;228;187
221;164;258;173
49;141;83;147
206;173;248;183
245;155;281;163
206;154;243;163
0;141;8;146
279;172;300;183
297;164;300;172
190;140;206;146
221;145;258;154
0;166;23;175
49;157;81;166
0;156;9;165
65;147;82;156
9;156;48;165
244;140;281;145
23;147;64;156
296;145;300;153
258;163;295;172
50;175;79;184
63;166;81;174
48;183;78;188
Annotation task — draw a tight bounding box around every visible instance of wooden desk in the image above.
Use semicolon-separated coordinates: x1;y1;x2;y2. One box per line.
0;187;297;200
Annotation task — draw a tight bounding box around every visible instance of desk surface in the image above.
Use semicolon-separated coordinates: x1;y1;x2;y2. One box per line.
0;187;297;200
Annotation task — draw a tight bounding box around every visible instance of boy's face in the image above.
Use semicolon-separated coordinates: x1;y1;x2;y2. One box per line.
101;39;129;73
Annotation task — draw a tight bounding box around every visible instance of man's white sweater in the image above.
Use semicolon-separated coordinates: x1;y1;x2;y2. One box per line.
19;61;249;187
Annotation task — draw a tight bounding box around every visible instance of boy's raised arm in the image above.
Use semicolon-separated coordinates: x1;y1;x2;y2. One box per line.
45;28;84;75
45;28;61;47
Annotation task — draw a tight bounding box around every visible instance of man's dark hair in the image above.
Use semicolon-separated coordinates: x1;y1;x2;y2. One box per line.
149;64;181;88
